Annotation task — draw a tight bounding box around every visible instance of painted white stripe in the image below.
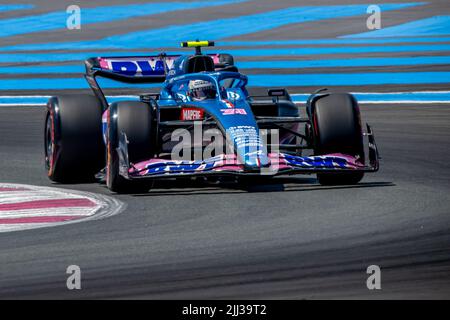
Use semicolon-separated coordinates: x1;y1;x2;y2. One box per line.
0;191;94;204
0;223;56;232
0;103;46;106
1;91;450;98
356;100;450;104
0;95;139;98
4;101;449;106
294;100;450;104
0;207;99;218
1;92;450;106
348;91;450;95
291;91;450;104
0;95;52;98
291;91;450;95
0;95;143;107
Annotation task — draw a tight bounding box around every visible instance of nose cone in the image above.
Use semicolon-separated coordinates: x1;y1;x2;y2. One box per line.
242;150;270;170
207;98;269;170
229;128;269;170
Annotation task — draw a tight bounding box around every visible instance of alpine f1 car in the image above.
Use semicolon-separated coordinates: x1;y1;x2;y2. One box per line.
45;41;379;193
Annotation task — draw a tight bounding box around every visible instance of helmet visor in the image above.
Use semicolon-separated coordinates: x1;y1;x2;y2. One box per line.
191;86;216;100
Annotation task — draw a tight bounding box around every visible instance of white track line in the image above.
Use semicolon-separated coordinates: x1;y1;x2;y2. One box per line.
3;101;449;106
0;91;448;98
1;92;450;106
294;100;450;104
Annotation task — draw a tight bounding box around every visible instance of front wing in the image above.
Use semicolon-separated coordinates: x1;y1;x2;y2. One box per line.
117;125;379;180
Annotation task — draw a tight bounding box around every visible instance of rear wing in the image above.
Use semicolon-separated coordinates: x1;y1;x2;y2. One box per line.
84;53;234;109
85;54;179;84
84;53;236;82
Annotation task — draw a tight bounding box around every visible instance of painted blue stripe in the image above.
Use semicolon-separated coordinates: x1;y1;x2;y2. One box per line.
0;65;84;74
0;0;246;38
0;96;141;105
0;78;161;90
248;72;450;86
1;72;450;90
355;92;450;101
2;55;449;75
2;44;450;63
344;15;450;38
97;3;424;49
291;92;450;103
238;56;450;69
0;2;425;51
6;35;450;52
2;92;450;106
0;97;49;105
226;45;450;57
222;37;450;46
0;51;164;63
0;4;34;12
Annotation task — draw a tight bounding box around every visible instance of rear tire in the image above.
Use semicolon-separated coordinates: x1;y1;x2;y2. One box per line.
107;101;155;193
45;95;104;183
310;93;365;185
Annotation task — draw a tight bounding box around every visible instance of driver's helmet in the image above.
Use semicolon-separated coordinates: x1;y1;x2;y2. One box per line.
188;80;216;101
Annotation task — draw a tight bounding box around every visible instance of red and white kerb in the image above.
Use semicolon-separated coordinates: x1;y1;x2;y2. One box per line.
0;184;124;232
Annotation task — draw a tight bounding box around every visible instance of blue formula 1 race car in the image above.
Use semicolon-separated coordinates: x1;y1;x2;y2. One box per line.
45;41;379;193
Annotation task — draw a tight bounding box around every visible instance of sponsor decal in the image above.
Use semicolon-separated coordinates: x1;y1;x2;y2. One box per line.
222;99;235;108
221;108;247;115
227;126;263;149
181;107;204;120
245;150;263;157
176;93;188;102
227;91;241;100
129;153;361;177
282;153;357;168
145;160;217;175
102;57;175;76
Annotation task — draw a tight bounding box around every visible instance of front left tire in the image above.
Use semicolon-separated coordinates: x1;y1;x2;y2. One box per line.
45;95;104;183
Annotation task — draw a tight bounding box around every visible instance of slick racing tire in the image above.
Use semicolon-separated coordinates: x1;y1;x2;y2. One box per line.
45;95;104;183
107;101;155;193
310;93;365;185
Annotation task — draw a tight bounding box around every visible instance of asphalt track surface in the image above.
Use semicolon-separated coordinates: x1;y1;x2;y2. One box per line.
0;0;450;299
